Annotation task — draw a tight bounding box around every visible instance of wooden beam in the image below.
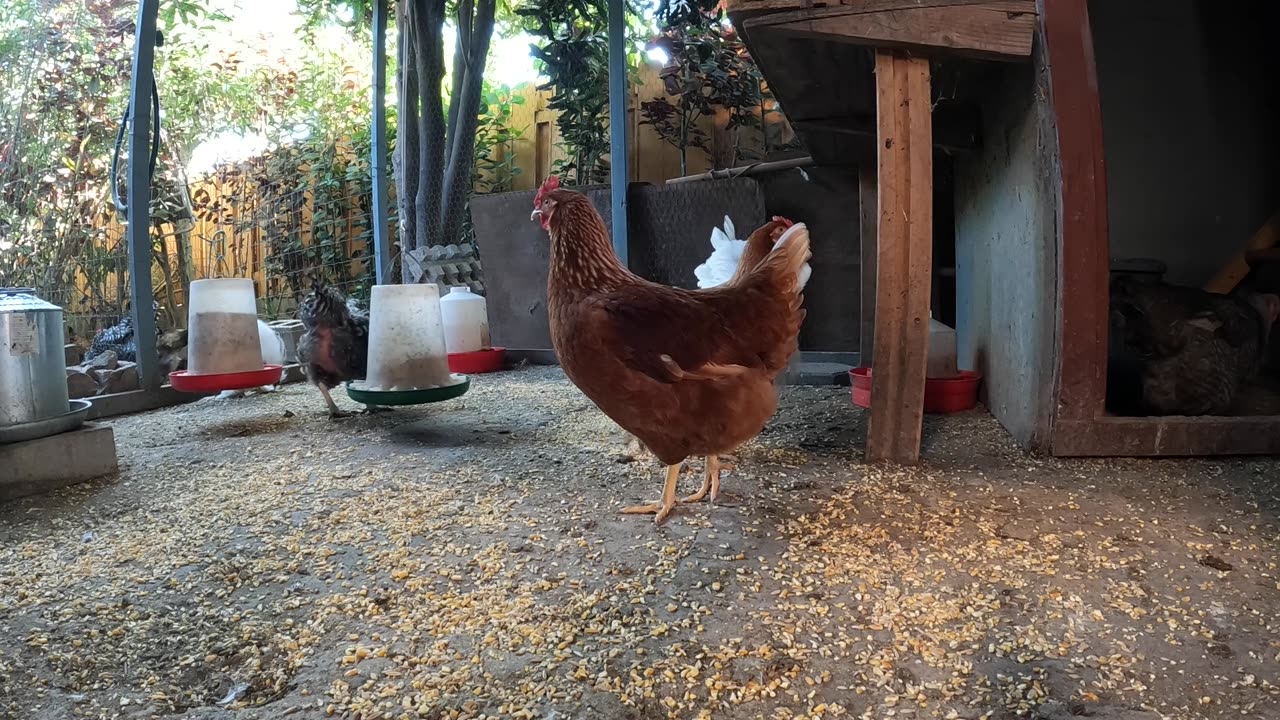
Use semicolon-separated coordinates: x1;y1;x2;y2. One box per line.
731;0;1025;19
1041;0;1110;442
1203;209;1280;294
1052;416;1280;457
750;2;1036;61
866;52;933;465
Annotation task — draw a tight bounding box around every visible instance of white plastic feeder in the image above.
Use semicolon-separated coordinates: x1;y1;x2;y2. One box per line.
362;284;457;391
186;278;264;375
439;286;489;354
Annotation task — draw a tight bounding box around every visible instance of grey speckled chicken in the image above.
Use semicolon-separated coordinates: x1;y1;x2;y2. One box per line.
1109;277;1280;416
297;282;370;418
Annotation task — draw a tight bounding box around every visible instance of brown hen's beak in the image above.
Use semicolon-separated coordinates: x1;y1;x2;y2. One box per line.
530;209;542;222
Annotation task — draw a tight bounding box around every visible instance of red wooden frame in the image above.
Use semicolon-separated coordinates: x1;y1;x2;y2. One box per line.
1043;0;1280;456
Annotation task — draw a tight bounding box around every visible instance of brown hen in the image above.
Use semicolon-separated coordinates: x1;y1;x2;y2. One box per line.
532;177;811;524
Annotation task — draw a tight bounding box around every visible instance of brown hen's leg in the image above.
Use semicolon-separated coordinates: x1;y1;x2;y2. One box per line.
622;463;682;525
682;455;721;504
318;384;351;418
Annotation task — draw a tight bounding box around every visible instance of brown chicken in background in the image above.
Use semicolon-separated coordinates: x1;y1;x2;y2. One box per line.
532;176;811;524
1109;276;1280;415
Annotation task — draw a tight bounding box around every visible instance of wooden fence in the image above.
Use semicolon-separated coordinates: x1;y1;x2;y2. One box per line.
65;63;792;330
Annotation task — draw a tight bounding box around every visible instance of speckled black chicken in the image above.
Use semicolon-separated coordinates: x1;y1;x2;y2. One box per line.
84;301;162;364
297;281;371;418
1109;277;1280;415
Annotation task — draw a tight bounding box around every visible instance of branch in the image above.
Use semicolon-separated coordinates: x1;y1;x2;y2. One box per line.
444;0;472;165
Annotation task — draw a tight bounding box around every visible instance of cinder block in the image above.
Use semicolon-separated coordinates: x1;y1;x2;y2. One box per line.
0;423;118;501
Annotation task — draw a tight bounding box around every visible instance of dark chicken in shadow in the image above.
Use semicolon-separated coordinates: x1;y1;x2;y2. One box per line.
1108;277;1280;416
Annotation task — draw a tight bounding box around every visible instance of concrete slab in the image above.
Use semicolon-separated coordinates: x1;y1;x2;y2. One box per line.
782;361;854;386
0;423;118;501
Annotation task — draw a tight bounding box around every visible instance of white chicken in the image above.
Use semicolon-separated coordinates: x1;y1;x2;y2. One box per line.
693;216;746;289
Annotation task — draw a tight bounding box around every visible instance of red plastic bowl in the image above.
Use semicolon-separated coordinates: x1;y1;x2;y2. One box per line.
448;347;506;374
169;365;284;393
849;367;981;414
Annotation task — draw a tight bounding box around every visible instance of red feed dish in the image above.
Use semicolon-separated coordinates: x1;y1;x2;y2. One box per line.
448;347;506;374
848;367;981;414
169;365;285;393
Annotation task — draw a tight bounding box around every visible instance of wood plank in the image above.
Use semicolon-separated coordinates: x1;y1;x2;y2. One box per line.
1204;209;1280;294
753;3;1036;60
866;52;933;464
1042;0;1110;443
1053;416;1280;457
729;0;1024;16
859;161;878;363
746;0;1034;26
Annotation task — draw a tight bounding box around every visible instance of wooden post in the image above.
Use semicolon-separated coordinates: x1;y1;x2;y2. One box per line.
866;51;932;464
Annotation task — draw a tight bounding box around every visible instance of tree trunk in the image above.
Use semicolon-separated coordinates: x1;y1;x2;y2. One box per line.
394;0;497;282
396;1;421;283
440;0;496;248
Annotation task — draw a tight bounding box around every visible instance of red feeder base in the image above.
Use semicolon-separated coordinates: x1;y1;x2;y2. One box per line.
448;347;506;374
169;365;284;393
849;367;981;414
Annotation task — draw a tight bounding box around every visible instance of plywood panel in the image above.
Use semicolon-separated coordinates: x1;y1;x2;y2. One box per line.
954;59;1057;450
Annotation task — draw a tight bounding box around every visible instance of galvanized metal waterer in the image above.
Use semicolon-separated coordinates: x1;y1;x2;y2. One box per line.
0;288;71;428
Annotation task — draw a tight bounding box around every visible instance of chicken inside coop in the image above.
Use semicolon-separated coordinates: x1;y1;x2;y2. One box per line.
533;175;810;524
1089;1;1280;421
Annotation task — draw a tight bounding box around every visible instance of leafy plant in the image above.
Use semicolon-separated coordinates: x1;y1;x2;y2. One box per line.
641;21;762;173
0;0;239;327
473;82;526;194
519;0;611;185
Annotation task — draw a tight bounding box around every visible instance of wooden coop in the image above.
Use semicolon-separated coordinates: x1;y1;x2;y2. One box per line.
727;0;1280;459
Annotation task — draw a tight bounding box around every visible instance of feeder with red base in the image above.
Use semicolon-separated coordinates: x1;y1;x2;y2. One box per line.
849;367;981;414
169;278;281;393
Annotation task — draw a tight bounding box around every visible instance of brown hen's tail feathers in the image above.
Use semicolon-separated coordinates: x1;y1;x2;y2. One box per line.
753;222;812;294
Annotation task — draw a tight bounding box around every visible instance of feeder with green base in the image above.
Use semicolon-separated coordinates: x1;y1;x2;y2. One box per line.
346;374;470;406
347;283;472;408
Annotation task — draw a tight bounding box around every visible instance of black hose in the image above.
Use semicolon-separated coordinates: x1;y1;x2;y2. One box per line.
111;31;164;219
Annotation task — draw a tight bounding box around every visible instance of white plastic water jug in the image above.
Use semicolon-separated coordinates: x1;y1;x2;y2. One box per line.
439;286;488;354
926;313;958;379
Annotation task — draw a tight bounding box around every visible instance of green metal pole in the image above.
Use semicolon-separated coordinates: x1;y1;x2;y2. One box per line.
126;0;160;389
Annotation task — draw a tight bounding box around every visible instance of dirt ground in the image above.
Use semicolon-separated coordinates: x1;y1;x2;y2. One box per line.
1;365;1278;720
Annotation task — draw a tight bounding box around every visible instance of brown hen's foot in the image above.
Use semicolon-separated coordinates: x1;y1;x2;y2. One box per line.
682;455;721;504
318;385;352;418
622;463;682;525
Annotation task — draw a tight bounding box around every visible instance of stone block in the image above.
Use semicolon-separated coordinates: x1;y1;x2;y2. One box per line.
0;423;118;502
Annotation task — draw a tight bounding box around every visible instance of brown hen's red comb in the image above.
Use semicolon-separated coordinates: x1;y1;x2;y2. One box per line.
772;216;795;229
534;175;561;205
